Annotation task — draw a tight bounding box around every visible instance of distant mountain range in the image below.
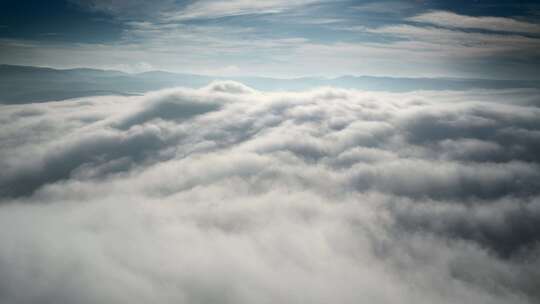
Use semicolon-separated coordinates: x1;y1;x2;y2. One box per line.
1;64;539;104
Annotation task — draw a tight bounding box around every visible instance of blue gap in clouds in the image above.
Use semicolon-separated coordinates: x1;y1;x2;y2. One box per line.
0;0;123;43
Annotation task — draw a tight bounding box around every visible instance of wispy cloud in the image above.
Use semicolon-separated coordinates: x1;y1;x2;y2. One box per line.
3;1;540;79
368;24;540;56
352;1;417;14
164;0;322;21
409;10;540;34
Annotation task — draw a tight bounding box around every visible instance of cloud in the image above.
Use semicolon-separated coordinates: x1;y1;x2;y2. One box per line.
0;83;539;303
164;0;321;21
409;10;540;34
71;0;323;21
367;24;540;56
4;2;540;80
359;22;540;79
352;1;416;14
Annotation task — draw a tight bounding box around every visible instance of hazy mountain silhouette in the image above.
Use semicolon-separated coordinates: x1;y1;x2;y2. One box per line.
2;65;539;104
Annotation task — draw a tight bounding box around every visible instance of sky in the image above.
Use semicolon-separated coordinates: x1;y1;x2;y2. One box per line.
1;0;540;79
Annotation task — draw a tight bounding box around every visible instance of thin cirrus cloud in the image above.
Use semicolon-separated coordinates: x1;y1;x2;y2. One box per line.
368;24;540;55
164;0;322;21
70;0;323;20
0;82;539;303
409;10;540;34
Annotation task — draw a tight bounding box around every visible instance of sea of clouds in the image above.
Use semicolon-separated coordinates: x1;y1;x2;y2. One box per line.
0;82;539;303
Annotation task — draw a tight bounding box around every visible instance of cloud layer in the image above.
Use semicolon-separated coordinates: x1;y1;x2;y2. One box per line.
0;83;539;303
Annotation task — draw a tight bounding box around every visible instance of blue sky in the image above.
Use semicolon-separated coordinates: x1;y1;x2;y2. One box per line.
1;0;539;79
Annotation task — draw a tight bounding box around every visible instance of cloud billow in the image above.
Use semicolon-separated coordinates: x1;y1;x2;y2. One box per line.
0;82;539;303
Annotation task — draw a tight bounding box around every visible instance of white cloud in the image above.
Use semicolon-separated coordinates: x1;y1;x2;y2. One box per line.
164;0;321;21
368;24;540;56
3;10;540;80
0;83;539;303
70;0;323;20
409;10;540;34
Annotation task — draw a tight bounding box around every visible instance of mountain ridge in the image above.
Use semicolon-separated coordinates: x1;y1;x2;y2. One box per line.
1;64;539;104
